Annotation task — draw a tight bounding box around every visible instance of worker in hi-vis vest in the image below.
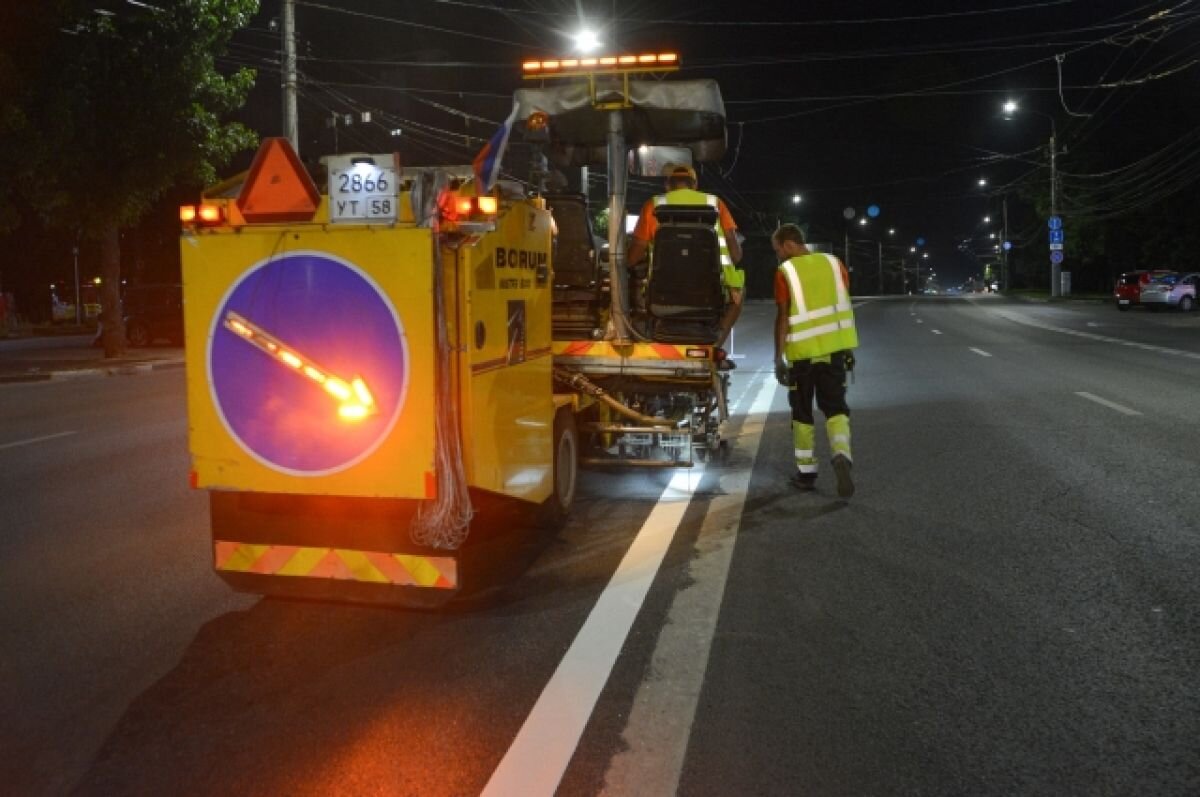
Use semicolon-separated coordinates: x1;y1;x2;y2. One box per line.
627;164;744;366
772;223;858;498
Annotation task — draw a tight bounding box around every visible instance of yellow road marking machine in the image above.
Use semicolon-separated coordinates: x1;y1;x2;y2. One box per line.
182;53;733;606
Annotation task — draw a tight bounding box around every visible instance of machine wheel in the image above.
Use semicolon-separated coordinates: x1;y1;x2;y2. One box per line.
538;409;578;530
126;321;150;347
1116;303;1130;312
1180;296;1194;312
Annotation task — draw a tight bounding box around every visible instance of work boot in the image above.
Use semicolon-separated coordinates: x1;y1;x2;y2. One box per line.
832;454;854;499
789;472;816;491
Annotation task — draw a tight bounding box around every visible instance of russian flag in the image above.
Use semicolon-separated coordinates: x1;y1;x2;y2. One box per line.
473;101;520;193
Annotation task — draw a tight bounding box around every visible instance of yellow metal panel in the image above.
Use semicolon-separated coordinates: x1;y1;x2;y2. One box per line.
182;224;436;498
460;201;556;502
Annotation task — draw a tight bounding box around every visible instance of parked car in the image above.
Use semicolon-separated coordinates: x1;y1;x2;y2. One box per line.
1140;272;1197;312
1114;269;1175;310
122;283;183;345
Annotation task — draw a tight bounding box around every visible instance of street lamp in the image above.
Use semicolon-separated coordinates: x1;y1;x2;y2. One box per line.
791;193;802;205
1004;98;1060;296
572;28;601;52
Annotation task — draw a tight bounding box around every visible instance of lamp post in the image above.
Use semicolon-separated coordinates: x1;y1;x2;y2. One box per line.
1004;99;1059;296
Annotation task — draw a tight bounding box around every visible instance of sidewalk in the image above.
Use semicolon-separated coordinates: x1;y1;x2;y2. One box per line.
0;336;185;384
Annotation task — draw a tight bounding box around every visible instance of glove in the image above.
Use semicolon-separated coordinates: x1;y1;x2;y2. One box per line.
775;362;792;387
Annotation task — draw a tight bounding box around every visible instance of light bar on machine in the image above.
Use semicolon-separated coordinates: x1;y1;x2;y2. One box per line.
522;52;678;76
223;310;377;422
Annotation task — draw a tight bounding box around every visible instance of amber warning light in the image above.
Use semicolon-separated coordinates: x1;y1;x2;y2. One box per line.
523;52;678;76
223;310;377;422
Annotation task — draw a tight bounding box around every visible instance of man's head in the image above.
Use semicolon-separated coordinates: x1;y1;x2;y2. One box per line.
665;163;697;191
772;223;809;261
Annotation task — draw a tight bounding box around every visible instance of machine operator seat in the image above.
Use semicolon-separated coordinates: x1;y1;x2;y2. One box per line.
646;204;725;344
547;194;605;339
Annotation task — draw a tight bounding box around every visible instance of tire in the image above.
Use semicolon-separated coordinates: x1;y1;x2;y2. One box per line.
126;321;150;347
1180;295;1194;312
538;409;578;530
1117;303;1130;312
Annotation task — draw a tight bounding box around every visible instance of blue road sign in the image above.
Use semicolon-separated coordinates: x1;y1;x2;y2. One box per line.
1049;229;1064;244
1002;241;1012;251
1050;250;1064;264
916;237;926;247
1048;215;1063;231
866;204;881;218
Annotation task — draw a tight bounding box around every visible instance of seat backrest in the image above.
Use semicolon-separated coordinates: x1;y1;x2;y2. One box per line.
647;204;724;321
547;194;598;290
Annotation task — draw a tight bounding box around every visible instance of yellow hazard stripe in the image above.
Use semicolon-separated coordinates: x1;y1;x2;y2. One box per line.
213;541;457;589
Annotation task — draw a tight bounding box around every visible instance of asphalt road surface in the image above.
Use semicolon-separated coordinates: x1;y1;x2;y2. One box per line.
1;296;1197;796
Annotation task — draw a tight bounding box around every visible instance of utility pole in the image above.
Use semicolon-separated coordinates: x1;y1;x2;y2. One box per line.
1049;120;1059;297
877;240;883;295
1002;195;1009;291
282;0;299;154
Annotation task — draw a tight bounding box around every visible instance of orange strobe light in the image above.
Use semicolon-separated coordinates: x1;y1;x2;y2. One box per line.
222;310;377;422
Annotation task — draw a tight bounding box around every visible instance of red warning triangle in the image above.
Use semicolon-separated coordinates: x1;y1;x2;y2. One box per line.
236;138;321;223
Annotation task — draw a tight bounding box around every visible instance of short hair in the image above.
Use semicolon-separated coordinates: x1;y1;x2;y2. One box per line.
772;223;806;246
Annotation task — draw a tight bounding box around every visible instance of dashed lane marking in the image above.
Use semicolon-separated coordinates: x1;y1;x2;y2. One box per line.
1075;391;1142;416
931;329;943;335
969;347;993;357
0;431;78;451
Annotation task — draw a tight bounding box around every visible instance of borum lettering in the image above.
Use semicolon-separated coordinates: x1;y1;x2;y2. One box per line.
495;248;547;269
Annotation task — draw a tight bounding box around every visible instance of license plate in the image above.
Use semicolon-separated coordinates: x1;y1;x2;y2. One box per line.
1118;299;1130;304
327;156;399;223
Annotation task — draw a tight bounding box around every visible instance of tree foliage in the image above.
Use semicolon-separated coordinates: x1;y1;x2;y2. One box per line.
0;0;259;352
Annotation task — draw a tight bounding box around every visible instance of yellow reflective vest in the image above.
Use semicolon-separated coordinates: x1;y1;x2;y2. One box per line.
651;189;744;289
778;253;858;362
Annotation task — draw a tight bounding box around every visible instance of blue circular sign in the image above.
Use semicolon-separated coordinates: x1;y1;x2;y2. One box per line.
1002;241;1013;251
866;204;881;218
1048;216;1063;231
1050;250;1064;264
915;237;926;247
208;251;409;476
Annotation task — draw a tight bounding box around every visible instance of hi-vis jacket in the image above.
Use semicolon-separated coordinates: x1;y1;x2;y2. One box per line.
652;189;744;289
778;253;858;362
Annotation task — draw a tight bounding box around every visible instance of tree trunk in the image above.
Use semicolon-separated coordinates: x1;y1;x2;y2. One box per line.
99;223;126;357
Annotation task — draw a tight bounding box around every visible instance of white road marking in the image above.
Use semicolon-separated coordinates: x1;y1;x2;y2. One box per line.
992;308;1200;361
931;329;943;335
602;375;778;795
1075;391;1142;416
0;431;77;451
483;375;769;797
915;318;924;324
969;347;993;357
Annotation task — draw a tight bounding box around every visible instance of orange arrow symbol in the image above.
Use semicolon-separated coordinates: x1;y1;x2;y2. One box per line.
223;310;377;422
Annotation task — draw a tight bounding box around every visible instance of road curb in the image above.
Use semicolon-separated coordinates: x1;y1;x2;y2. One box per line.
0;359;185;384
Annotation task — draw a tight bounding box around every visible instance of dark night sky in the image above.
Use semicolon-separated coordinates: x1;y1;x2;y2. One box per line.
228;1;1197;287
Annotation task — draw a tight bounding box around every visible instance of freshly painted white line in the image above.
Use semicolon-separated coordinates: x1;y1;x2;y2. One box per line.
969;347;993;357
931;329;943;335
0;431;77;452
602;375;778;796
483;376;767;797
1075;391;1142;416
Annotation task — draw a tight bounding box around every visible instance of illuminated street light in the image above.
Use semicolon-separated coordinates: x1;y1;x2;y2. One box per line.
858;217;867;226
1004;96;1060;296
572;28;601;52
888;228;895;235
977;177;988;187
792;193;802;205
983;215;991;223
909;246;917;253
